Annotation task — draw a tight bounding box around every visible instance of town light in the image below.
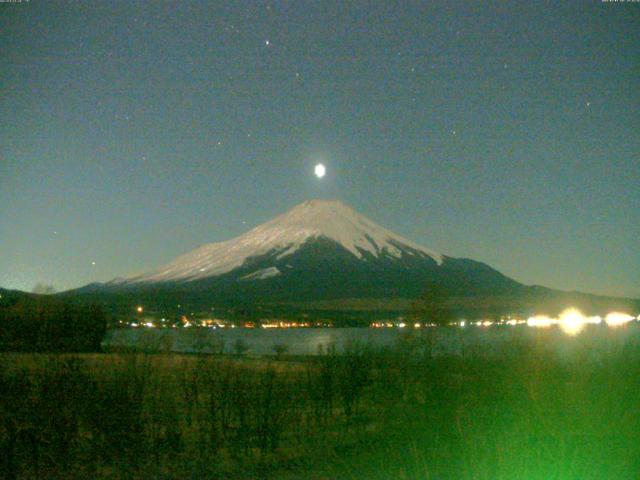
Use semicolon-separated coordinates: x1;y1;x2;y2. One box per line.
605;312;634;327
558;308;586;336
527;315;554;328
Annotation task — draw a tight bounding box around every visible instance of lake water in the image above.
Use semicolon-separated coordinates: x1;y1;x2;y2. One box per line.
103;324;640;358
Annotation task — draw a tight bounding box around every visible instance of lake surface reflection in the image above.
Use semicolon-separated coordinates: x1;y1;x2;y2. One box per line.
104;323;640;358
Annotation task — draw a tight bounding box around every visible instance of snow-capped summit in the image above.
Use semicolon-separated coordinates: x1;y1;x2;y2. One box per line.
124;199;443;284
68;200;637;317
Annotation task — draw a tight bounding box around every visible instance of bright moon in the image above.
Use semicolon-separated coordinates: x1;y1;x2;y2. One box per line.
314;163;326;179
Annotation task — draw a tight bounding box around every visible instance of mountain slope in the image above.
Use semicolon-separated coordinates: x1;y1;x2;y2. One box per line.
67;200;638;317
97;199;520;300
120;199;443;284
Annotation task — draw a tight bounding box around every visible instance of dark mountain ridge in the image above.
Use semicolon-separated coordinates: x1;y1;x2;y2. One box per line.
62;201;639;319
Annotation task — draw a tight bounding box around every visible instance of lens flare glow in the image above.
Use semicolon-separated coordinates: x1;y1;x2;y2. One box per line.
605;312;634;326
527;315;554;328
314;163;326;178
558;308;586;336
454;309;636;334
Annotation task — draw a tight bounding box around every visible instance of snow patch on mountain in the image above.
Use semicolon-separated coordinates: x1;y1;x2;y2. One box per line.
122;199;443;284
240;266;281;281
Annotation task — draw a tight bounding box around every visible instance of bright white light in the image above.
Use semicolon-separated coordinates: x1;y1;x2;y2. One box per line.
314;163;326;178
558;308;586;336
459;320;466;327
605;312;634;327
527;315;554;328
521;308;638;333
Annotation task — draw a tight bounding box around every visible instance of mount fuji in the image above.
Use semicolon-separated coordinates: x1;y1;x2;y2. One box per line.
121;199;444;284
70;200;637;317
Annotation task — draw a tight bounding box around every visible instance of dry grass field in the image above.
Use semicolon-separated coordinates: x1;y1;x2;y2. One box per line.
2;330;640;479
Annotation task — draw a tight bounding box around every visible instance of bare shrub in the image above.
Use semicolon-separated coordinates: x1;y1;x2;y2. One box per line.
232;338;250;356
272;342;289;358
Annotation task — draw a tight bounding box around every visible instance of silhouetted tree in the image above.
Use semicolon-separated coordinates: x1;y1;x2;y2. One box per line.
0;296;107;352
272;342;289;358
410;282;455;326
232;338;249;356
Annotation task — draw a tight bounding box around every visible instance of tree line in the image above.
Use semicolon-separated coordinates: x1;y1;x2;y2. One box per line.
0;293;107;352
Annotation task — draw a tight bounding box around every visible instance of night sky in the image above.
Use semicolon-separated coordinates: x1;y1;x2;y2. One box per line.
1;1;638;297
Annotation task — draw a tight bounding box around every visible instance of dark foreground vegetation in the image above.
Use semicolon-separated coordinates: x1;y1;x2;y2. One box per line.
0;291;106;353
1;331;640;479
